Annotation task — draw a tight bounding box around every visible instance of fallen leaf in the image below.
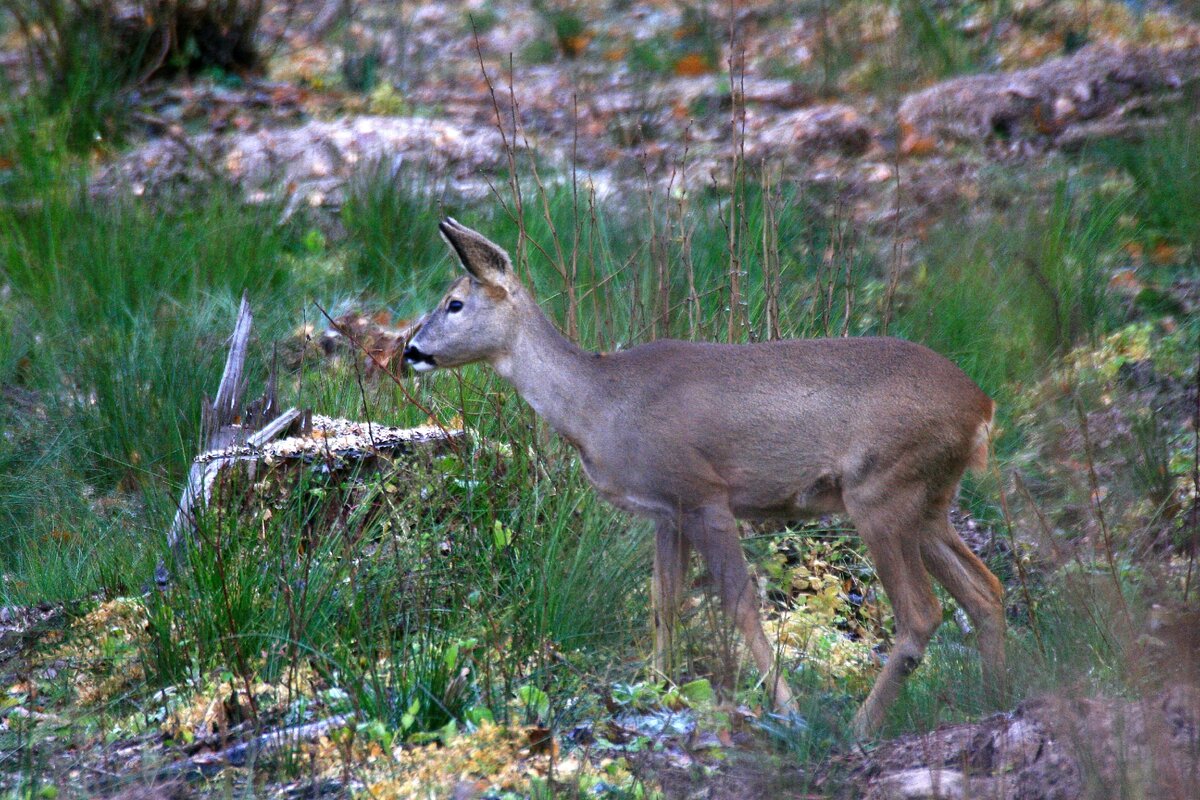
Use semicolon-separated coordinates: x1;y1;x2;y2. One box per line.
674;53;712;76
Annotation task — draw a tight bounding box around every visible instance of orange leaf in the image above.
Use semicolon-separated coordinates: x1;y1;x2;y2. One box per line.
674;53;712;77
1151;242;1180;265
899;119;937;157
560;34;591;58
524;726;559;757
1108;269;1141;292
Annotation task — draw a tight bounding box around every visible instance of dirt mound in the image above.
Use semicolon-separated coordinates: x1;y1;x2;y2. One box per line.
835;685;1200;799
899;45;1200;154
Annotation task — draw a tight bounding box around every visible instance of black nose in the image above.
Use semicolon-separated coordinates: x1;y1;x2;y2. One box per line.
403;344;436;367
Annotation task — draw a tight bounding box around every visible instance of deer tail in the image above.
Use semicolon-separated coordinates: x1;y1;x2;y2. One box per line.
967;400;995;473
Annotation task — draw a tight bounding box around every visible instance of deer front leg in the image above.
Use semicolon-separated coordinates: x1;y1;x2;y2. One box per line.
683;504;795;713
652;518;691;675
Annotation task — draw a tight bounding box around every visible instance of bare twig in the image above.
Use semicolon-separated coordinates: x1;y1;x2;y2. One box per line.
305;0;352;40
881;145;904;336
150;715;355;783
725;4;747;344
1185;334;1200;601
997;468;1045;657
1073;394;1133;629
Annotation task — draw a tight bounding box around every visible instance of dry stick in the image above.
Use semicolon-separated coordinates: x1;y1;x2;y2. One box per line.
996;468;1046;657
636;149;665;339
841;225;856;338
570;92;582;342
155;714;356;782
133;21;173;87
662;152;682;339
529;154;574;338
504;55;534;279
585;187;607;349
830;199;844;334
505;71;571;313
1186;336;1200;602
675;126;699;340
472;27;525;262
881;144;905;336
132;112;226;183
473;39;567;296
761;169;781;341
725;8;748;344
1073;394;1134;630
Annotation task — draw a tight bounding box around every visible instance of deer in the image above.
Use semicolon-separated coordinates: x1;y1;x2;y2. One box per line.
403;218;1007;735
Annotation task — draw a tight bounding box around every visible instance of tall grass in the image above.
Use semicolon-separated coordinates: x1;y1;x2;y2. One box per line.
0;94;305;601
145;421;646;733
1099;111;1200;256
893;178;1123;403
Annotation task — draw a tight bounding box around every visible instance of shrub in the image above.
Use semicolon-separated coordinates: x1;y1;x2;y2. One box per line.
3;0;269;148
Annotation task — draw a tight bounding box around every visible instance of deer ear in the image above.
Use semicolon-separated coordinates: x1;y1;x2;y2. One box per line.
439;218;511;286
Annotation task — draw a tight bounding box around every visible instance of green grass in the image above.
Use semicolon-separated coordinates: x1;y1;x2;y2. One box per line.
1099;109;1200;256
892;177;1124;406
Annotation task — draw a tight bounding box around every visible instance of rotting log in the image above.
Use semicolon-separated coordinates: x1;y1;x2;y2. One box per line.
89;714;356;790
165;296;463;571
898;44;1200;153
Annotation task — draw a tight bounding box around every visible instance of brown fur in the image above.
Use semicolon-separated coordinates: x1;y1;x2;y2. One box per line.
405;219;1007;735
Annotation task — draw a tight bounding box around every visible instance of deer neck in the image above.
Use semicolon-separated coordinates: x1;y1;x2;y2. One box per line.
490;301;601;445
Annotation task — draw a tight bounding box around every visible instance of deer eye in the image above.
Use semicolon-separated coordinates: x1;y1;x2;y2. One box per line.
447;300;464;313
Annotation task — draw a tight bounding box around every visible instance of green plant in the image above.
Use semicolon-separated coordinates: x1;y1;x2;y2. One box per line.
1100;109;1200;256
1;188;295;489
895;178;1122;403
896;0;978;79
1129;410;1178;516
341;162;450;300
531;2;589;59
3;1;269;151
520;37;559;65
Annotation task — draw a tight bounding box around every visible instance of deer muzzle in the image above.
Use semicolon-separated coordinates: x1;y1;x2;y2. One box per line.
403;343;437;372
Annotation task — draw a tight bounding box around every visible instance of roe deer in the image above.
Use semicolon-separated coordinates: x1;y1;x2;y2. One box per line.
404;218;1006;734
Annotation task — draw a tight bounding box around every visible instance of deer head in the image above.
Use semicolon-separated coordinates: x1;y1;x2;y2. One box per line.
403;218;528;372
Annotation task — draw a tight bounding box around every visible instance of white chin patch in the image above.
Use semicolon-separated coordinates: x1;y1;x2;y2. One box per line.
408;360;437;373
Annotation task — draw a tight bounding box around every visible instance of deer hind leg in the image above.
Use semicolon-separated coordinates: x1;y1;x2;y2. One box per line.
683;504;795;712
652;518;691;675
920;513;1008;708
845;491;944;736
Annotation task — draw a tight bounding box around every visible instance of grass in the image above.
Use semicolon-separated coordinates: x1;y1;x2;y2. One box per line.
892;176;1124;408
1099;107;1200;257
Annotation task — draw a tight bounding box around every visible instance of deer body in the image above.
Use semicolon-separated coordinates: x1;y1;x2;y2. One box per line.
405;219;1006;735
